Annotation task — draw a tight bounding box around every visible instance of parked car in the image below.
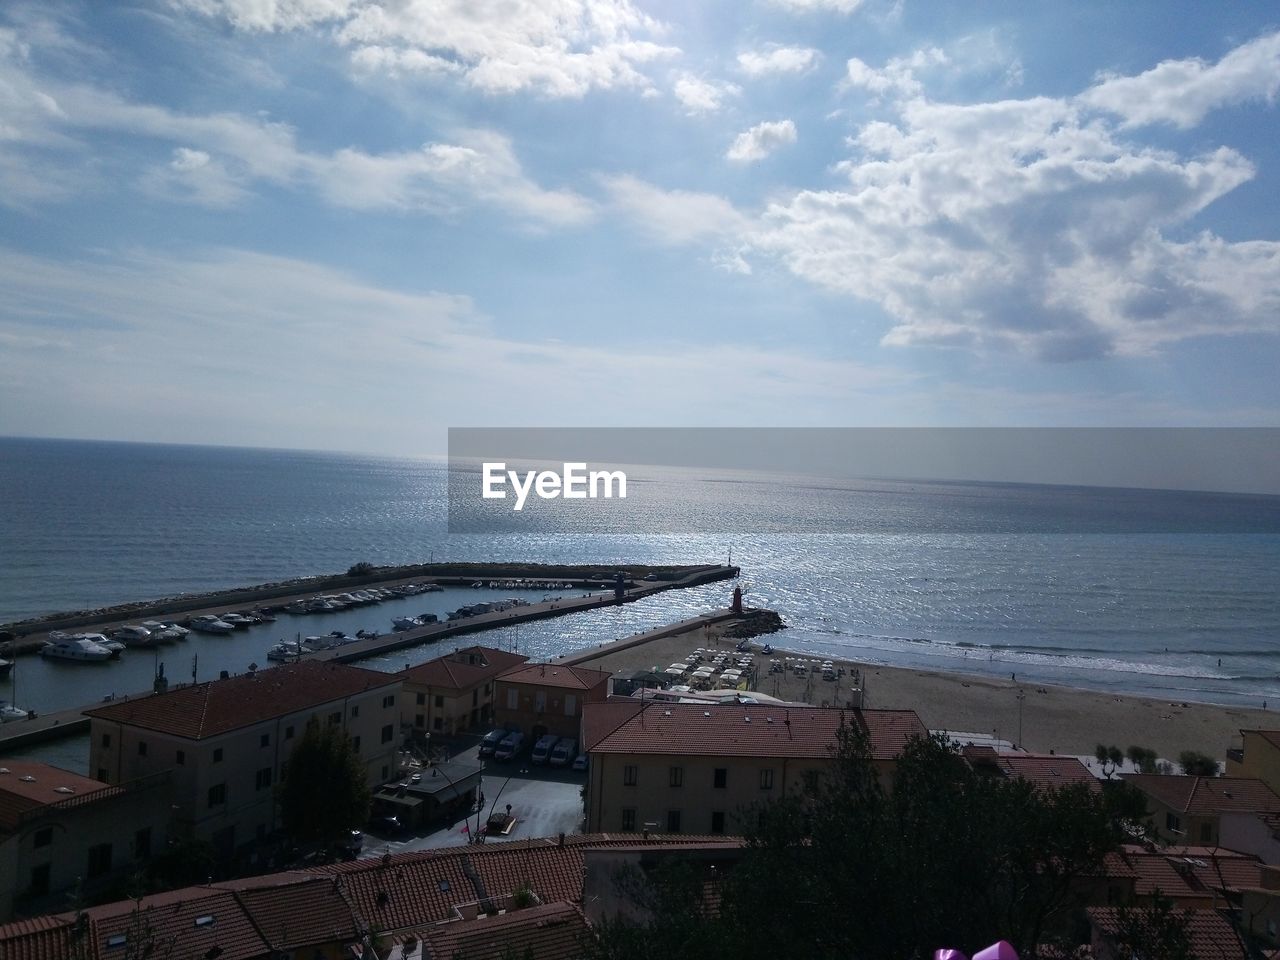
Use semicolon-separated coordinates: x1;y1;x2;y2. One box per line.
530;734;559;764
368;815;403;836
572;753;589;771
479;728;508;758
549;738;577;767
494;731;525;761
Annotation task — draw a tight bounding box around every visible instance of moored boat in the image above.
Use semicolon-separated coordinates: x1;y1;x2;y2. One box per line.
41;635;116;662
189;615;235;634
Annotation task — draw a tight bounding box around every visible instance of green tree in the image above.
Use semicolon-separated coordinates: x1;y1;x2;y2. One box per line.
1178;750;1219;777
277;719;371;846
1126;745;1159;774
1096;743;1124;778
1106;894;1192;960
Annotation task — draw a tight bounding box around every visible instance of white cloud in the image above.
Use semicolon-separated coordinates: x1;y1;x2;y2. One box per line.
737;45;820;77
1081;30;1280;128
842;47;946;100
672;72;739;114
726;119;797;163
176;0;680;98
139;146;249;207
766;0;865;13
602;173;751;245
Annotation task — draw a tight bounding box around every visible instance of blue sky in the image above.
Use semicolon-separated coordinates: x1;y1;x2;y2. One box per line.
1;1;1278;455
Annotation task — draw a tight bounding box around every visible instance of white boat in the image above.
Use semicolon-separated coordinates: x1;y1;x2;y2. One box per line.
392;616;421;632
113;625;158;647
218;613;254;629
98;638;127;655
189;615;235;634
0;700;28;723
266;641;304;662
282;600;310;614
41;635;116;662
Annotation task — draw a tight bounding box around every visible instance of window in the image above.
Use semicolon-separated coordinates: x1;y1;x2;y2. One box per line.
435;695;444;708
623;765;638;786
666;810;681;833
135;827;152;858
711;811;726;834
534;691;546;713
485;682;492;695
34;827;53;849
213;748;223;763
760;769;774;790
207;783;226;807
328;712;342;725
381;724;394;744
564;694;576;717
416;692;426;705
352;736;361;752
29;864;50;898
433;716;443;731
255;767;273;790
176;750;185;766
351;705;360;718
382;694;396;708
415;714;425;727
260;733;270;747
285;725;295;740
87;842;113;879
713;768;727;789
621;808;637;831
1200;822;1213;843
506;688;518;710
472;689;478;706
1166;812;1182;833
669;766;683;788
381;765;389;780
137;741;147;757
101;733;111;748
97;768;108;782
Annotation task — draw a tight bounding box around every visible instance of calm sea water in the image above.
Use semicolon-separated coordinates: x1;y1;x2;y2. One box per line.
2;436;1279;715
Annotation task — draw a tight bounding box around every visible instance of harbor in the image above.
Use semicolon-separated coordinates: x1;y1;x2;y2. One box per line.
0;563;737;750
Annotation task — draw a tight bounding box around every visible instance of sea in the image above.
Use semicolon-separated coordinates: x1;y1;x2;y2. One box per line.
2;435;1279;723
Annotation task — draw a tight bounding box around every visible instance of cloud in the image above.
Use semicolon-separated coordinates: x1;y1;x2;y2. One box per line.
138;146;249;207
737;45;820;77
672;72;739;113
610;36;1280;360
726;119;797;163
766;0;865;13
175;0;680;98
1080;30;1280;128
842;47;946;100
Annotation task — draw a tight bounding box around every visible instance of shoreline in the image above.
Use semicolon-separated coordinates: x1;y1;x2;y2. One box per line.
568;617;1273;760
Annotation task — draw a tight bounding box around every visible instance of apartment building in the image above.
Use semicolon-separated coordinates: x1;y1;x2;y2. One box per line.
399;645;527;736
581;701;927;834
0;760;172;920
1121;774;1280;845
494;662;611;740
1228;729;1280;793
85;661;402;859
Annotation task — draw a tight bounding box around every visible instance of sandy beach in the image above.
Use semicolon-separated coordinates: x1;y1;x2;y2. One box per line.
568;616;1273;763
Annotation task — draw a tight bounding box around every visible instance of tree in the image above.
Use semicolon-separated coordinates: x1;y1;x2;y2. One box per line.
1178;750;1219;777
1096;743;1124;778
1126;745;1159;774
277;719;371;847
1105;895;1192;960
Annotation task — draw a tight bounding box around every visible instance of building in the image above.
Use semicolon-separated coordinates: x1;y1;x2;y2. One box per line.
1089;906;1254;960
0;760;172;921
494;662;611;740
1220;811;1280;865
581;702;927;834
85;661;402;859
962;747;1100;792
373;760;482;828
1121;774;1280;845
1227;730;1280;793
398;646;527;737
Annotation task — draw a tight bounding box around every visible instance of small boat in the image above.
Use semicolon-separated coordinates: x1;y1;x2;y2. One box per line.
266;641;304;662
142;620;190;641
189;615;235;635
0;700;28;723
472;581;484;588
282;600;310;614
392;616;421;632
41;635;116;662
356;628;379;639
218;613;255;629
98;638;127;656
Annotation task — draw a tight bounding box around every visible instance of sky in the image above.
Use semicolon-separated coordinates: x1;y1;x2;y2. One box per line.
1;1;1279;456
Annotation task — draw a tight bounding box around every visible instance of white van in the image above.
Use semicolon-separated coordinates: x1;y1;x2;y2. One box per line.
531;734;559;764
549;738;577;767
494;731;525;761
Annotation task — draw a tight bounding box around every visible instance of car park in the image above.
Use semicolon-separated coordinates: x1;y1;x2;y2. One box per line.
494;731;525;761
549;738;576;767
479;728;508;757
572;753;588;771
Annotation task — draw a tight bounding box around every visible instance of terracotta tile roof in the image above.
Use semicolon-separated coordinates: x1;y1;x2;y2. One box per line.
1090;907;1249;960
1121;776;1280;816
419;901;592;960
402;646;528;692
582;703;926;760
498;662;611;692
1108;845;1265;900
0;760;122;831
0;916;76;960
1241;730;1280;751
84;661;399;739
232;875;361;950
996;755;1100;792
80;887;270;960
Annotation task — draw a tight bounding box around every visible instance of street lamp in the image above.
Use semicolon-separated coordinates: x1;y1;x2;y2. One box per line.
1016;689;1026;749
